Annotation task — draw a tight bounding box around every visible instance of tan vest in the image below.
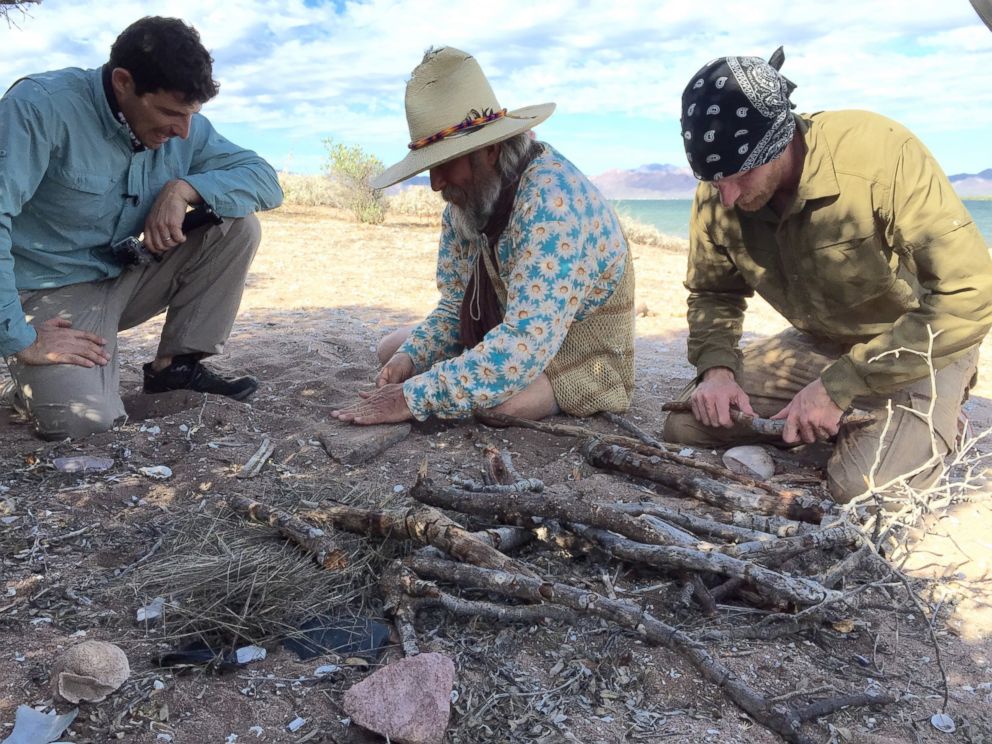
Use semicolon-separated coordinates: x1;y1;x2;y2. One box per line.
482;246;636;416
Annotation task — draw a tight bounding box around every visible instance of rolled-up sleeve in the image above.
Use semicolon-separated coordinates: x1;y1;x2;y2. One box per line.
179;117;283;216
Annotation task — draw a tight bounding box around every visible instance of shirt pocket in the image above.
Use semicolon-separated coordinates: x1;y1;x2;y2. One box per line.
806;232;895;308
33;166;121;227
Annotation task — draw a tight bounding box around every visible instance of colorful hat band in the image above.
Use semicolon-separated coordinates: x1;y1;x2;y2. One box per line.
408;107;508;151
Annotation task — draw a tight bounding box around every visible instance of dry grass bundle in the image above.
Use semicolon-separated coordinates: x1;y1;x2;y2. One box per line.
617;214;688;252
128;506;386;649
277;172;346;208
387;185;444;221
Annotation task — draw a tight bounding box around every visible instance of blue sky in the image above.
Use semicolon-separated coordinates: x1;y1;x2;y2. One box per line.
2;0;991;178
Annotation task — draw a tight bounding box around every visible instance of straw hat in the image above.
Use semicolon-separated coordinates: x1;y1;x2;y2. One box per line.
371;47;555;190
972;0;992;31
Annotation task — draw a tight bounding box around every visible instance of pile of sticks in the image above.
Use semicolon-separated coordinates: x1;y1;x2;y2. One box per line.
226;414;898;743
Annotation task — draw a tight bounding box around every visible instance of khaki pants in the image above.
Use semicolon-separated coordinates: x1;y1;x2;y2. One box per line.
4;215;261;440
662;328;979;503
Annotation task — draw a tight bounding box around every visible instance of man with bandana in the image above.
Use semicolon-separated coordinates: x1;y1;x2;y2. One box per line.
0;17;283;440
663;49;992;503
332;47;635;426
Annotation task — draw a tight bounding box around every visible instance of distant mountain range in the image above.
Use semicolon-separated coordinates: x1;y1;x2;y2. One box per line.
589;164;992;200
390;165;992;199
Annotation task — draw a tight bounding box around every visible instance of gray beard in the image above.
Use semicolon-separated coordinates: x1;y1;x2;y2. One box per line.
447;164;503;245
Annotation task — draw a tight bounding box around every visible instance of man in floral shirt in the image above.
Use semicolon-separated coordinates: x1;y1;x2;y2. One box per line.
332;47;635;425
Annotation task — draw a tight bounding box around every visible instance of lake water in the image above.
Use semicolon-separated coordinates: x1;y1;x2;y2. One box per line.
612;198;992;246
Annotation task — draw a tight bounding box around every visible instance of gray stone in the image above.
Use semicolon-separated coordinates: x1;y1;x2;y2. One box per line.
318;423;410;465
342;652;455;744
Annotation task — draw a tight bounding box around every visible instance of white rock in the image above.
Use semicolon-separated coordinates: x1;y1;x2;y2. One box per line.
139;465;173;479
722;445;776;480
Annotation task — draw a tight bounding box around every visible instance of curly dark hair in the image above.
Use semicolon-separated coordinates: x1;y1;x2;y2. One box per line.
109;17;219;104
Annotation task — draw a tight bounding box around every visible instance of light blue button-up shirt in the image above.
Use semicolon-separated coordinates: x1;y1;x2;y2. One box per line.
0;66;284;356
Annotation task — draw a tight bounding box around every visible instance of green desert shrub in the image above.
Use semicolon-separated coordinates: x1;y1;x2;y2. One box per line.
323;139;387;224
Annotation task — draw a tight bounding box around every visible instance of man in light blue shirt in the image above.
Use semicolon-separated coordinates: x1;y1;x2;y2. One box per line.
0;16;283;439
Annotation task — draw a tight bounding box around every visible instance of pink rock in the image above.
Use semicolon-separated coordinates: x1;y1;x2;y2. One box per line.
343;652;455;744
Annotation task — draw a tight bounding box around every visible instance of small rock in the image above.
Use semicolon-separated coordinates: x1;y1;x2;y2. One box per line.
343;652;455;744
722;445;775;480
139;465;173;480
318;423;411;465
315;664;341;677
51;640;130;703
52;456;114;474
287;716;306;732
248;726;264;737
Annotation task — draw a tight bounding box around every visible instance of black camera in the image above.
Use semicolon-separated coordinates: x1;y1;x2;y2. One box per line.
109;205;224;266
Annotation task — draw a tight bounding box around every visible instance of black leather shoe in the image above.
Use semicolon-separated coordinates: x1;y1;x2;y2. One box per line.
143;355;258;402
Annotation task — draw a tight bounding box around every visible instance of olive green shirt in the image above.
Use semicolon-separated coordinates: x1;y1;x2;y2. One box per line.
685;110;992;409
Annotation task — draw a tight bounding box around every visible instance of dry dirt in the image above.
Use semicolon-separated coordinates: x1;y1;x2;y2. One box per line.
2;203;992;743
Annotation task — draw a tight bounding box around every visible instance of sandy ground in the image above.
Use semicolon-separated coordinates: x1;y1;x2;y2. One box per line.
1;204;991;743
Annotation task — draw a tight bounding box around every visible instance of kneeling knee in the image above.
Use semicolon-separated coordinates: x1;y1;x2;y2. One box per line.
33;402;120;441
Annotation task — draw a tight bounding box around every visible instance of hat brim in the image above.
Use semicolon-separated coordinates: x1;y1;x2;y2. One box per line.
973;0;992;31
372;103;556;190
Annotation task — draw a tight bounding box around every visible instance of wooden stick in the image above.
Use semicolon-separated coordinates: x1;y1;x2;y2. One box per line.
818;545;877;590
730;511;817;537
237;437;274;479
795;692;896;722
304;497;539;579
612;502;774;544
564;523;838;608
661;402;875;437
600;411;666;448
582;440;831;524
225;494;350;570
720;524;861;561
411;468;704;549
481;411;796;497
227;492;538;578
405;555;812;744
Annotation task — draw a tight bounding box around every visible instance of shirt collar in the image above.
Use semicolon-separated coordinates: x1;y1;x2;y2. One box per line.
99;64;145;153
795;114;839;202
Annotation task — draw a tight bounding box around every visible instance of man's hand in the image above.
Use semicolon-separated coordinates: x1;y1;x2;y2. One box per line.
771;377;843;444
690;366;755;427
375;353;415;387
14;317;109;367
143;179;203;256
331;383;413;425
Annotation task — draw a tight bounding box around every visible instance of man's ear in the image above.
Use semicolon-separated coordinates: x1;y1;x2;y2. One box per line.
110;67;135;97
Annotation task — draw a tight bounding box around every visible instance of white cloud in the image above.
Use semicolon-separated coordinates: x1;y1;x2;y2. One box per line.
2;0;990;175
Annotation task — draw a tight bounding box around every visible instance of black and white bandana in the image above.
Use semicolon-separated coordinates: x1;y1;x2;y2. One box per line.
680;48;796;181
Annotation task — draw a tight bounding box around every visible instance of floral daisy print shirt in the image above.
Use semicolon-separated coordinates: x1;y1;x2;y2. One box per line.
398;143;628;420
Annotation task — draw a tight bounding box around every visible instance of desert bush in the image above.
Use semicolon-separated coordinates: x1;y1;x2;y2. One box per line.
323;139;387;224
278;172;345;208
387;185;445;221
617;214;688;252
